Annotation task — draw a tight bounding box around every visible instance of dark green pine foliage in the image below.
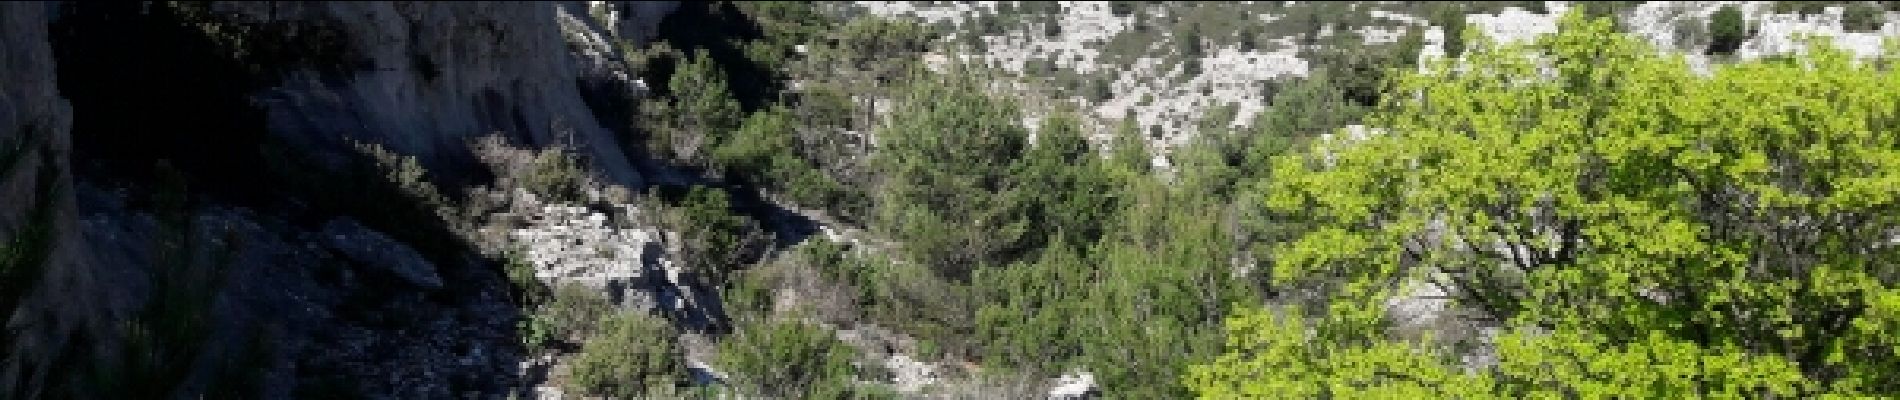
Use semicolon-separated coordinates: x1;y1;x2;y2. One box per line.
872;74;1034;277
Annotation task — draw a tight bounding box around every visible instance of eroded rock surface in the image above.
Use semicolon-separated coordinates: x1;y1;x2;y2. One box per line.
202;2;675;187
0;1;96;395
317;218;446;290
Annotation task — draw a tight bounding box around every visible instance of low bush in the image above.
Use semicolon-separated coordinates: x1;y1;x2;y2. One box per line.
1708;5;1747;55
718;318;877;398
566;312;689;398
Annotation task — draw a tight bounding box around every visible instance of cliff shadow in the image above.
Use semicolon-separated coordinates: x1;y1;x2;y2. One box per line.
48;3;532;398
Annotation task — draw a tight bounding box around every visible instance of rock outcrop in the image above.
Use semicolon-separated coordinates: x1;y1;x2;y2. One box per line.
316;218;445;290
0;4;70;230
76;183;524;398
1047;371;1099;400
481;191;728;331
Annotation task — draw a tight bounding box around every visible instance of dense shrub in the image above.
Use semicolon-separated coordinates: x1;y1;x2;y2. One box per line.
84;163;264;398
1437;8;1468;58
871;74;1033;276
1708;5;1747;55
0;141;60;368
972;178;1256;398
717;318;872;398
648;50;745;166
1575;1;1642;23
522;146;588;203
566;312;689;398
1843;2;1885;31
651;185;770;290
521;284;614;351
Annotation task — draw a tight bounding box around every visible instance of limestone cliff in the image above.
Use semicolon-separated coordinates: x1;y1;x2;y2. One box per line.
0;1;99;395
207;1;677;187
2;1;683;397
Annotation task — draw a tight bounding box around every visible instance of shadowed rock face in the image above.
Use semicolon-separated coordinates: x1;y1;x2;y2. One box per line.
5;1;683;397
0;3;73;230
50;1;676;194
209;2;673;189
0;1;70;265
73;183;525;398
318;218;445;290
1;1;97;396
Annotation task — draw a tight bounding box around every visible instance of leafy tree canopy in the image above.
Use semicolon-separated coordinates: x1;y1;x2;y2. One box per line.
1191;11;1900;397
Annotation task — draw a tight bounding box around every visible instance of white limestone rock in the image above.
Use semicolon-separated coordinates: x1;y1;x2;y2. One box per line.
1047;371;1098;399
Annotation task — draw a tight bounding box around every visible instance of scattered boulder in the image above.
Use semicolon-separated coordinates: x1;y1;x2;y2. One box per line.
317;218;444;290
1048;371;1098;399
886;353;942;392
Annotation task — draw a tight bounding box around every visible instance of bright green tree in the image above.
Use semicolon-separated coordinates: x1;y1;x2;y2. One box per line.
1189;11;1900;397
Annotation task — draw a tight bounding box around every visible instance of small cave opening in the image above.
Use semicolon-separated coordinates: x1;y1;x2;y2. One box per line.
50;2;276;204
50;1;362;207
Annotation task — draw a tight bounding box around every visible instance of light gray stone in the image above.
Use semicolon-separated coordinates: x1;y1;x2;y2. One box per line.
318;218;444;290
